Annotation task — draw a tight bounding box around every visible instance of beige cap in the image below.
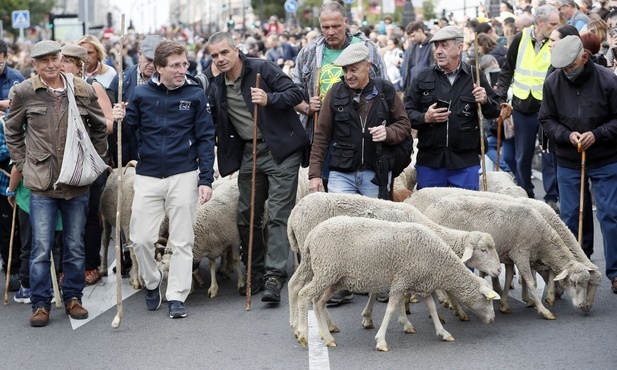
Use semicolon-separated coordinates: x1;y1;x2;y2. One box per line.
61;44;87;62
333;43;369;67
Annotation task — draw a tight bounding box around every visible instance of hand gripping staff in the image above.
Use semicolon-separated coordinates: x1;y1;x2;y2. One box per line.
112;13;126;329
246;73;261;311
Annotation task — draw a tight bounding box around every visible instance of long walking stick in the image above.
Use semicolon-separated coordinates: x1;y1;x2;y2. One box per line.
3;204;17;305
577;142;586;247
246;73;261;311
474;34;488;191
495;117;502;172
50;251;61;307
112;13;125;329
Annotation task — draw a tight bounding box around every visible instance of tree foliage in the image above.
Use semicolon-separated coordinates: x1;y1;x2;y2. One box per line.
0;0;56;28
423;0;437;20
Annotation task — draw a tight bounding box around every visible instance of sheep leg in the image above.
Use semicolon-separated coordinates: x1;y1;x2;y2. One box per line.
288;257;313;330
129;245;143;289
234;259;245;294
100;220;111;276
499;264;515;314
397;297;416;334
361;293;377;329
423;295;454;341
207;259;219;298
297;278;334;347
521;271;538;307
436;289;450;307
513;260;556;320
314;286;337;346
446;290;469;321
375;293;402;351
537;269;555;306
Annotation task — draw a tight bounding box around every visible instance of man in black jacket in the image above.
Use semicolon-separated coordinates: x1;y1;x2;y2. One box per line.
207;32;309;304
405;26;500;190
539;36;617;294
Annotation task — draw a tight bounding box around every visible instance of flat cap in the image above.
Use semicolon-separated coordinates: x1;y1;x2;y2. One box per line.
552;35;583;69
333;43;369;67
31;40;61;59
140;35;165;59
61;44;87;62
430;26;464;43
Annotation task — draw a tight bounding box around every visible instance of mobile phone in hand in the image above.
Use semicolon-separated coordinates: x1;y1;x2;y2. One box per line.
435;99;451;110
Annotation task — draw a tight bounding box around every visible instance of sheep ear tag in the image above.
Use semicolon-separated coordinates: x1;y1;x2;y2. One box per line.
553;269;569;281
481;287;500;301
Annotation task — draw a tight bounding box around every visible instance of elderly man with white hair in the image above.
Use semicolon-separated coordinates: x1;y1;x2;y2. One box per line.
539;35;617;295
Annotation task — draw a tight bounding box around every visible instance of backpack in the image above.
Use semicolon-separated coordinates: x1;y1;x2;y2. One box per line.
374;78;413;179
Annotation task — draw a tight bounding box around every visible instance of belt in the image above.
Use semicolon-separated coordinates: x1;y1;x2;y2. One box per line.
245;137;266;144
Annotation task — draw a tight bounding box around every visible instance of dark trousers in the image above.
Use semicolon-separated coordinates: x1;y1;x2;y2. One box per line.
237;142;300;282
84;171;109;270
512;109;539;198
0;194;20;272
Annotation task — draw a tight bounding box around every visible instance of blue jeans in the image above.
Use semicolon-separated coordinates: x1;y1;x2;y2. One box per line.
512;110;539;198
30;193;89;310
542;150;559;203
558;162;617;279
416;165;481;190
328;170;389;198
486;135;512;173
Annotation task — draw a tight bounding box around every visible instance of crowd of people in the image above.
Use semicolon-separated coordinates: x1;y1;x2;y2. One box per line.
1;0;617;328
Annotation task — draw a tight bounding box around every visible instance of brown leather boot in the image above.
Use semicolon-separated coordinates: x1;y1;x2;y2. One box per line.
30;307;50;327
65;297;89;320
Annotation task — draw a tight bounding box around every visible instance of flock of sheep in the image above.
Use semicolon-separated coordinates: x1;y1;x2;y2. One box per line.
96;157;600;352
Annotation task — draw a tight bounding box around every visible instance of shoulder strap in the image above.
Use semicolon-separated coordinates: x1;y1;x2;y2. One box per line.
195;73;208;94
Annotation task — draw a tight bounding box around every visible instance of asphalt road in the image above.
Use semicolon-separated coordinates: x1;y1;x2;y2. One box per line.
1;173;615;369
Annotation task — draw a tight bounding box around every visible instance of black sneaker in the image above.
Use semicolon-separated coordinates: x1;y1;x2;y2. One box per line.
261;276;283;303
145;271;162;311
239;273;265;296
8;273;20;292
168;300;187;318
327;290;354;305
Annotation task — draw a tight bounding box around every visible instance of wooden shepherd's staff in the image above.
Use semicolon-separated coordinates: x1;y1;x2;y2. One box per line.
112;13;125;329
3;205;17;305
474;32;488;191
246;73;261;311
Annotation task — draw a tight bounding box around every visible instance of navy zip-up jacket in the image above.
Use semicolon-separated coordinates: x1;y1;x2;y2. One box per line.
126;73;215;187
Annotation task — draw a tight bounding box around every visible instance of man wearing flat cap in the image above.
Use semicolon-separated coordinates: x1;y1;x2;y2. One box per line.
4;40;108;327
309;42;411;303
539;35;617;295
405;26;500;190
309;42;411;196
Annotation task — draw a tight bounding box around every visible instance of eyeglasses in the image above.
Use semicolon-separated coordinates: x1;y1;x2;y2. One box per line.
166;62;190;70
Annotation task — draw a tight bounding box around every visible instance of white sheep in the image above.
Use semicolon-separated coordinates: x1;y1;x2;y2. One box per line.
422;196;593;319
287;192;500;330
100;161;143;289
192;178;245;298
484;171;528;197
295;216;500;351
405;187;600;311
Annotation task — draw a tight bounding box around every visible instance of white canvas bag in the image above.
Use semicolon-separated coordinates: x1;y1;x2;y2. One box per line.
55;74;107;187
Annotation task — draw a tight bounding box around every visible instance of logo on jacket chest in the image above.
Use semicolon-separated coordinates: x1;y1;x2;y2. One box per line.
179;100;191;110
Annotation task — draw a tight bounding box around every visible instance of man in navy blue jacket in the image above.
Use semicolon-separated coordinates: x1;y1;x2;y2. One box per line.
126;40;215;319
208;32;309;304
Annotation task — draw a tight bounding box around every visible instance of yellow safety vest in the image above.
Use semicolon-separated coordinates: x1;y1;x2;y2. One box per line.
512;27;551;101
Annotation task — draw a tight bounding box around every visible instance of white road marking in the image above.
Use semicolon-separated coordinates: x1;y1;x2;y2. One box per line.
308;310;330;370
70;259;140;330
